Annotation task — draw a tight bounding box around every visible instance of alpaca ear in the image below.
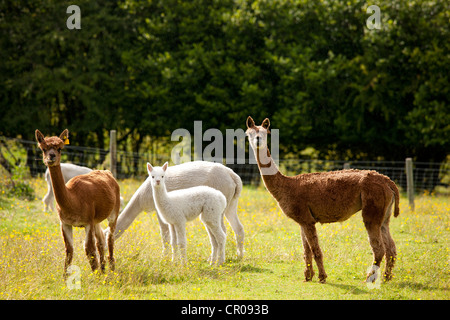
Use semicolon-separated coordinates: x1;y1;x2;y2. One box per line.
147;162;153;174
246;116;255;129
261;118;270;133
35;130;45;144
59;129;69;144
162;162;169;172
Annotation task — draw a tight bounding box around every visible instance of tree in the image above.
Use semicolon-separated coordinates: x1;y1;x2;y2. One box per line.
0;0;448;171
0;0;135;146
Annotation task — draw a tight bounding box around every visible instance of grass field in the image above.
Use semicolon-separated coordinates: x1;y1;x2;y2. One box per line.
0;177;449;300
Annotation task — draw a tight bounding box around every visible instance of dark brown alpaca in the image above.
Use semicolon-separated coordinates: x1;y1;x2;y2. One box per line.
246;117;400;283
36;129;121;277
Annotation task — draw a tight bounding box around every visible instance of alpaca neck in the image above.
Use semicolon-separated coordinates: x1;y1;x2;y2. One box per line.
152;183;170;210
253;146;285;201
48;165;72;211
114;180;149;239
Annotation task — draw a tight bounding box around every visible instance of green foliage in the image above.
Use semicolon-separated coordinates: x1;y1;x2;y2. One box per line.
0;0;448;162
0;1;134;148
3;181;34;200
0;165;35;200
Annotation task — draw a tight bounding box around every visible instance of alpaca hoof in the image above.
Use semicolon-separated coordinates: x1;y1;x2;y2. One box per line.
365;265;380;283
236;250;245;260
161;247;170;258
89;260;100;272
109;258;115;271
209;259;218;266
318;274;327;284
366;272;376;283
304;269;315;282
216;259;225;266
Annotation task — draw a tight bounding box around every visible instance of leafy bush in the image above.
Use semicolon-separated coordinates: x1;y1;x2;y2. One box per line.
0;166;35;200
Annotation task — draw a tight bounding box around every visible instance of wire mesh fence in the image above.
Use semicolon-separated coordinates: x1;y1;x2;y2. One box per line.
1;136;448;194
229;158;449;193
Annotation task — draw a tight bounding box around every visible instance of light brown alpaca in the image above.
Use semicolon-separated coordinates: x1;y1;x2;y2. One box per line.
36;129;121;277
246;117;400;284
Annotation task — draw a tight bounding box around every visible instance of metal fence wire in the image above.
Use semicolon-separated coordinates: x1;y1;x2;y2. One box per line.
1;136;448;193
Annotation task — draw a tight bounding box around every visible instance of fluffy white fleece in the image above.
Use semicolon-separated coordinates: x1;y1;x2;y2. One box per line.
148;162;227;265
105;160;245;258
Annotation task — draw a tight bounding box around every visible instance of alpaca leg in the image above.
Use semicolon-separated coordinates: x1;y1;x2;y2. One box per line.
43;191;55;212
85;224;99;272
362;190;388;282
204;224;218;264
224;198;245;259
61;223;74;279
300;226;315;281
94;224;106;272
107;227;116;271
173;223;187;264
220;215;226;262
207;223;226;266
221;214;227;235
302;223;327;283
156;212;172;256
43;173;54;212
42;191;53;212
168;224;178;262
107;211;118;271
201;209;227;265
381;222;396;281
381;202;397;281
363;221;385;283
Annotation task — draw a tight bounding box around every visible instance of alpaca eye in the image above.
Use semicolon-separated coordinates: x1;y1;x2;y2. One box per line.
152;176;154;178
161;176;164;178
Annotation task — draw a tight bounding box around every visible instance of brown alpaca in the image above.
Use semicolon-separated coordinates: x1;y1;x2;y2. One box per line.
36;129;121;277
246;117;400;284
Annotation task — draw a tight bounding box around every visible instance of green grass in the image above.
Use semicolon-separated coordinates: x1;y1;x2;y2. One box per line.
0;177;449;300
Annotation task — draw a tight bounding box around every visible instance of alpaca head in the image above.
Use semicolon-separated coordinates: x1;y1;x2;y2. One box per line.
147;162;169;188
35;129;69;167
246;116;270;151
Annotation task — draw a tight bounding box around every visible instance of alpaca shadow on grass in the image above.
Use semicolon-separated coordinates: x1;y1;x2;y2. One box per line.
395;281;450;293
239;263;273;274
325;282;369;295
198;262;272;279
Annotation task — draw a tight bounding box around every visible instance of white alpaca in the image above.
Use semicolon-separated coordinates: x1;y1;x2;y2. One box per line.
104;161;245;259
148;162;227;265
43;163;124;212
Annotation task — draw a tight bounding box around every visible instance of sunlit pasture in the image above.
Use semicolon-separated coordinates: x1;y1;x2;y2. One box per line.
0;176;449;300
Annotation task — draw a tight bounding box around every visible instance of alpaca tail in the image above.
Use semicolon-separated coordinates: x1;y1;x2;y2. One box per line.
229;168;243;201
387;179;400;218
226;166;245;259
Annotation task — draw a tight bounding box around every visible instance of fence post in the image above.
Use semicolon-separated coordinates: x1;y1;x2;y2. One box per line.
405;157;415;211
343;163;350;170
110;130;117;178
